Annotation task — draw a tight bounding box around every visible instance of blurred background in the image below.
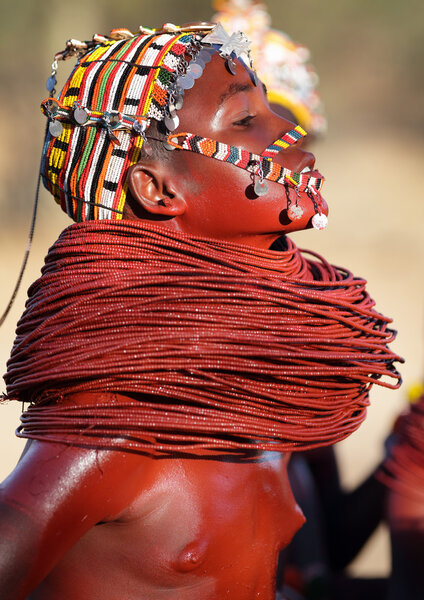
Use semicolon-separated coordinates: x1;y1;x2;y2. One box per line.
0;0;423;579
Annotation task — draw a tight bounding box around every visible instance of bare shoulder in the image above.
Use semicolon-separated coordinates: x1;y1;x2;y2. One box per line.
0;392;151;600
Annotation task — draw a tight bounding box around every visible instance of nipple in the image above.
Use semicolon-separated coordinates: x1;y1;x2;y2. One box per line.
174;539;208;573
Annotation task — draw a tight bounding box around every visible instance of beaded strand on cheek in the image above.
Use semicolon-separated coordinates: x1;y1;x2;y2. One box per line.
165;128;327;229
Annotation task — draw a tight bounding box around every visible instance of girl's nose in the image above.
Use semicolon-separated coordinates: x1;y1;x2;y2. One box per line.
273;146;316;174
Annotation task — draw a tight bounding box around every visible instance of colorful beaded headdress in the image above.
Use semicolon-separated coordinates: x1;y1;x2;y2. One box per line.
40;21;326;229
212;0;327;135
41;23;253;222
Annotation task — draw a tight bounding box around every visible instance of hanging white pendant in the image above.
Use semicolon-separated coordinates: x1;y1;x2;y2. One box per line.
311;213;328;230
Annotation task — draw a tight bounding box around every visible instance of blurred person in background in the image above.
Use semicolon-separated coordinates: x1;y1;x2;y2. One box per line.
376;384;424;600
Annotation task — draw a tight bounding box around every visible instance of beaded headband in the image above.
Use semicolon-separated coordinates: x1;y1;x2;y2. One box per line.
41;22;254;222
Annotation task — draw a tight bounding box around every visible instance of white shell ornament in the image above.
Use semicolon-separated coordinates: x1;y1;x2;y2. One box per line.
311;213;328;230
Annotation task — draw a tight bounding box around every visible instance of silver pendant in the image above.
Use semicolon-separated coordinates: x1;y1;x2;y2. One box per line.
49;120;63;137
187;63;203;79
175;94;184;110
73;107;89;125
178;73;195;90
164;114;180;131
254;179;269;196
225;57;237;75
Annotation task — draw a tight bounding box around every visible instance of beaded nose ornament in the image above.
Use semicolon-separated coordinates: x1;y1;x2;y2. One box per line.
165;126;328;230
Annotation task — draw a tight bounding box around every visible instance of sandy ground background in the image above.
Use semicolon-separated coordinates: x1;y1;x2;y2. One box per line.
0;0;423;579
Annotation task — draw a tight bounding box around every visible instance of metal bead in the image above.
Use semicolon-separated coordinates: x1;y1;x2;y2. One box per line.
46;75;57;93
46;98;60;114
254;179;269;196
133;120;146;135
49;120;63;137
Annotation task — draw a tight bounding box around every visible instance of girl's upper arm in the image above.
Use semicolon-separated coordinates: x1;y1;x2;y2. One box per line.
0;436;147;600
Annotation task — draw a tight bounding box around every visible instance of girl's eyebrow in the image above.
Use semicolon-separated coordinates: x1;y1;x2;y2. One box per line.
218;83;253;108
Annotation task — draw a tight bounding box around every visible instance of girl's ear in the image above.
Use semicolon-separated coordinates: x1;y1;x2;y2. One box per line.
127;162;186;216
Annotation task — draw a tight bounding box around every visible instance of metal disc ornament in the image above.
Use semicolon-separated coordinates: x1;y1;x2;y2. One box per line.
198;50;212;63
73;107;89;125
254;179;269;196
194;57;205;69
187;63;203;79
178;74;195;90
175;94;184;110
49;120;63;138
311;212;328;230
164;114;180;132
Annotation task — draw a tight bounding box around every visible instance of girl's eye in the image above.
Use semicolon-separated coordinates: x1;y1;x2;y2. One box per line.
233;115;256;127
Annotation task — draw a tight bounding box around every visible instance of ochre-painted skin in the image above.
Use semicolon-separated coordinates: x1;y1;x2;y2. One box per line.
0;394;304;600
0;55;324;599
